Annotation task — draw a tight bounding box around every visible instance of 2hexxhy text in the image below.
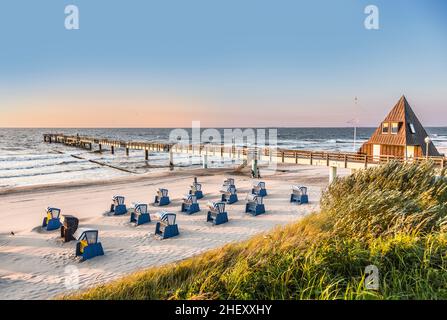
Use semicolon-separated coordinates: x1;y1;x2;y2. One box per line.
175;304;272;317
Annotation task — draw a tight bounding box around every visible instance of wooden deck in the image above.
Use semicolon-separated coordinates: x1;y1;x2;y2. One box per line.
43;133;446;171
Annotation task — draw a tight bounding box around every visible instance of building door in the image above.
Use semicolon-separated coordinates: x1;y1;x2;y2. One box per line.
406;146;415;160
373;144;381;161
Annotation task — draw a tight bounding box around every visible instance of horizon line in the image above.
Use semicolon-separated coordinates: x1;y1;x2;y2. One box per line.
2;126;447;130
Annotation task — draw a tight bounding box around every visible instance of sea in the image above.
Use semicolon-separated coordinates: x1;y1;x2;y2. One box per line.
1;127;447;190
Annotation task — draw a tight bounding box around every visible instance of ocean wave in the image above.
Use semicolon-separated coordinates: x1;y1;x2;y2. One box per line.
0;160;84;171
0;166;100;180
0;154;67;162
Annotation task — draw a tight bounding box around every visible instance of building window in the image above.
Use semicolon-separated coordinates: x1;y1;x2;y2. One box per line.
409;123;416;134
391;122;399;134
382;122;389;134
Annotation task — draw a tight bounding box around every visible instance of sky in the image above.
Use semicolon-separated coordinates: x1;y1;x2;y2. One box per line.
0;0;446;128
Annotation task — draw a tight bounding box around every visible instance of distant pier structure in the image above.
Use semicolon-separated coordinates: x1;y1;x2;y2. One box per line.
43;126;446;184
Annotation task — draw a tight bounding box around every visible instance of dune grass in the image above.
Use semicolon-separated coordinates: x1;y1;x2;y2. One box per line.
68;161;447;300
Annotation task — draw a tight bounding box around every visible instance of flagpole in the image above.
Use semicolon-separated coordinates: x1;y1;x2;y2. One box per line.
353;97;358;152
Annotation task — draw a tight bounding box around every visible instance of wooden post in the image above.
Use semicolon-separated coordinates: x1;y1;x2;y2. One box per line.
295;151;298;164
364;155;368;169
126;148;129;156
111;146;114;154
326;153;330;166
329;166;337;184
344;154;348;168
282;151;285;163
310;152;313;165
145;149;149;160
99;144;102;152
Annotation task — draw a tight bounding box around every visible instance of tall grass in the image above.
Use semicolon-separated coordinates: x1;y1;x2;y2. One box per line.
68;161;447;300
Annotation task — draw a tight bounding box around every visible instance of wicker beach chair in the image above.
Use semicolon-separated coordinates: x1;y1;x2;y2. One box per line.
154;211;179;239
181;194;200;214
206;201;228;225
110;195;127;215
74;228;104;261
42;207;61;231
154;188;170;206
251;181;267;197
290;186;309;204
130;203;151;226
245;193;265;216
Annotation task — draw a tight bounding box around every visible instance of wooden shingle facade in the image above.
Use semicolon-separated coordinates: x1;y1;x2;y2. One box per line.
359;96;441;159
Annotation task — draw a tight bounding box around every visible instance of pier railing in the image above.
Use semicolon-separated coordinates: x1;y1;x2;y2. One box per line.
43;133;446;169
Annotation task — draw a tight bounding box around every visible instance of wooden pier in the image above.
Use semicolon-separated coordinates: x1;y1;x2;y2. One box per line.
43;133;446;182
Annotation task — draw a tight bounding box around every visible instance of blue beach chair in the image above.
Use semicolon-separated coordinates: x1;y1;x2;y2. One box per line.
245;194;265;216
189;182;204;199
42;207;61;231
220;185;238;204
251;181;267;197
222;178;236;191
130;203;151;226
154;188;170;206
290;186;309;204
74;228;104;261
110;195;127;215
206;202;228;225
155;211;179;239
181;194;200;214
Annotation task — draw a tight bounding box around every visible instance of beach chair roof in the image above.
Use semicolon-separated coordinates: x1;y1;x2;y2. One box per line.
157;211;176;225
113;195;125;204
292;185;307;195
47;207;61;218
208;201;225;212
183;194;197;203
157;188;169;196
215;202;226;212
246;193;263;204
135;203;148;214
74;228;99;243
191;182;202;191
61;214;78;225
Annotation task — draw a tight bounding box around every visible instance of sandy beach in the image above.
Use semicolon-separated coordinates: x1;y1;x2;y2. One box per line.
0;164;350;300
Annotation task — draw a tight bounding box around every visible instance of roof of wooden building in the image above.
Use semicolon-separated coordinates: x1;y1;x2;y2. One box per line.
362;95;441;156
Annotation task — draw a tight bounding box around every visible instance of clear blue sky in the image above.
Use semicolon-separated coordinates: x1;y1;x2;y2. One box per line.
0;0;446;127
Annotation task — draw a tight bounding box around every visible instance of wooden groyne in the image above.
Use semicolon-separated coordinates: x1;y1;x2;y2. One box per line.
43;133;446;181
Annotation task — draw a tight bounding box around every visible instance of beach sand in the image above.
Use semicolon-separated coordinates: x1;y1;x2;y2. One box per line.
0;164;350;300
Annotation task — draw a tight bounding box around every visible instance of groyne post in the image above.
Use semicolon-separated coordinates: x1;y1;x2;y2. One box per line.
251;158;258;178
169;148;174;169
202;147;208;169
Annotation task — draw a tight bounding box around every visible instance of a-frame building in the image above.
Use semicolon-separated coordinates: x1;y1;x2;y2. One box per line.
359;95;441;159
